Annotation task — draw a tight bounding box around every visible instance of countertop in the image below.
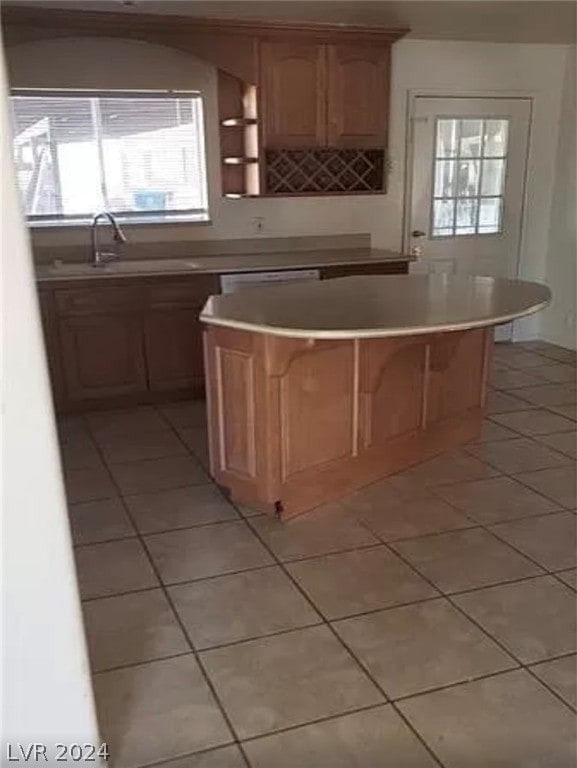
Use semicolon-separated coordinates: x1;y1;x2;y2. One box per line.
200;274;551;339
35;247;409;282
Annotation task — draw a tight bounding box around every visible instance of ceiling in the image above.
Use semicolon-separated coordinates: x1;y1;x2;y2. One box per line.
3;1;576;44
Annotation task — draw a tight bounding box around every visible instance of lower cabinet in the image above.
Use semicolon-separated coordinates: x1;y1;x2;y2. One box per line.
143;309;205;392
40;274;218;411
39;264;409;412
59;314;147;401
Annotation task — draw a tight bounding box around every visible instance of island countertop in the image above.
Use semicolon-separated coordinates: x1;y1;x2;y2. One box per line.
200;274;551;339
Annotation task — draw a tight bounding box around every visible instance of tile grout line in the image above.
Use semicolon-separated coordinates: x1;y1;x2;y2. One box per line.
86;415;253;768
362;525;577;715
60;385;576;762
239;513;447;768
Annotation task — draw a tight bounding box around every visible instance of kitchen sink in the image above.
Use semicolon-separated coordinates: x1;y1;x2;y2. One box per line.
44;258;203;277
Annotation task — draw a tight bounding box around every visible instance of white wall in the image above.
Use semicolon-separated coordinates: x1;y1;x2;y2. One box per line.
541;44;577;349
5;35;572;340
1;50;101;756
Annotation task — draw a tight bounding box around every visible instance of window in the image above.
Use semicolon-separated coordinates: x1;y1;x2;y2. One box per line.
431;118;508;237
10;90;209;224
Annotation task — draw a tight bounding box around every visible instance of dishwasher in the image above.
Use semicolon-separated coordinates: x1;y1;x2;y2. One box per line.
220;269;320;294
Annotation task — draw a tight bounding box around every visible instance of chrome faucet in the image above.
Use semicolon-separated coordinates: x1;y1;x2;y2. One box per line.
91;211;127;267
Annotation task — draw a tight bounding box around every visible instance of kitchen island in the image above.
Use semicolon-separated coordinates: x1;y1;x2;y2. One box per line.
201;275;550;519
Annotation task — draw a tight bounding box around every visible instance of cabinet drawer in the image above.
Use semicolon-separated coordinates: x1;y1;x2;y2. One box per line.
55;287;138;316
143;276;218;309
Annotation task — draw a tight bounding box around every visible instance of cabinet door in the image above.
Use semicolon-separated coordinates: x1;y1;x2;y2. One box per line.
260;41;327;147
142;277;217;393
38;290;65;407
59;314;147;402
327;44;389;148
144;308;204;392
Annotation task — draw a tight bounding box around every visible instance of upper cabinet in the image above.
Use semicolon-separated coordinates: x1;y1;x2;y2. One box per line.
259;42;389;150
260;42;327;148
327;44;389;148
1;6;407;195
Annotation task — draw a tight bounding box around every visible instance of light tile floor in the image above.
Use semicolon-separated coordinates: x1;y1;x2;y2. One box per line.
60;341;577;768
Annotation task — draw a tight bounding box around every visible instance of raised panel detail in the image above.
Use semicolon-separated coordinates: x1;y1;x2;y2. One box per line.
59;314;146;401
327;44;388;148
216;347;257;478
425;330;486;425
360;338;426;448
261;42;326;148
144;309;204;391
279;343;355;479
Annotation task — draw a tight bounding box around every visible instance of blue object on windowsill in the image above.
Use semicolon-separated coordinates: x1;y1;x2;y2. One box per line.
133;191;168;210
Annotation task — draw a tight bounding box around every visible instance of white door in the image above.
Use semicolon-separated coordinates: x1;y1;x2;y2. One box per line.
407;97;531;339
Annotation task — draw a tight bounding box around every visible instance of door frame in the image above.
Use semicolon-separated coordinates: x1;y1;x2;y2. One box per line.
402;89;535;282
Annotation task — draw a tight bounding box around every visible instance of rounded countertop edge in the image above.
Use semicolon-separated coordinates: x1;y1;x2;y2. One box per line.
199;295;551;340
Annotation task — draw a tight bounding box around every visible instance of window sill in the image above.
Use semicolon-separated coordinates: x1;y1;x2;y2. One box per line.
27;213;212;229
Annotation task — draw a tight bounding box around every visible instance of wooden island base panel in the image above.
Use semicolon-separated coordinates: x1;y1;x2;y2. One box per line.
203;325;492;519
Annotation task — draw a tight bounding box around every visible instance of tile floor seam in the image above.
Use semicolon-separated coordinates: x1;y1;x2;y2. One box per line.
485;412;577;438
87;426;253;768
524;660;577;715
397;484;573;590
132;513;253;538
367;537;541;669
138;743;250;768
481;516;575;573
240;510;447;768
542;405;577;422
552;572;577;592
376;537;577;714
154;402;209;465
503;467;576;511
462;437;574;478
438;438;576;518
73;532;140;549
80;584;162;604
345;483;575;599
428;486;565;527
60;378;575;765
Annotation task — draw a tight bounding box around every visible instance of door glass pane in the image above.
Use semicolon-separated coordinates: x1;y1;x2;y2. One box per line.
434;160;456;196
436;120;458;158
479;197;502;232
456;198;478;230
431;116;509;237
459;120;483;157
483;119;508;157
433;198;455;231
456;159;480;197
481;159;506;196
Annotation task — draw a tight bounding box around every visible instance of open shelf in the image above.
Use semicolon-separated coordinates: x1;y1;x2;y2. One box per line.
223;156;259;165
221;117;258;127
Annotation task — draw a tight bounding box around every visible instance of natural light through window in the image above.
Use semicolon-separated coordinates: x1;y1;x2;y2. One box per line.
431;117;508;237
10;90;209;224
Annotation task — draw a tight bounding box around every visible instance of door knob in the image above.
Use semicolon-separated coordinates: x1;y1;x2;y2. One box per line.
411;230;427;238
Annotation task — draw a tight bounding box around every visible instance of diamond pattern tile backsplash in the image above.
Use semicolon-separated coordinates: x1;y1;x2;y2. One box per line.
265;148;385;194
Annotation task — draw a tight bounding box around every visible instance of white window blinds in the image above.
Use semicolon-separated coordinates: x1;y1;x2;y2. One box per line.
10;90;209;222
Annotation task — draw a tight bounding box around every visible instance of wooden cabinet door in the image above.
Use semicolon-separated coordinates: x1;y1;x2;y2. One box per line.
59;314;147;402
144;308;204;392
142;277;217;393
260;41;327;147
38;290;65;407
327;44;389;148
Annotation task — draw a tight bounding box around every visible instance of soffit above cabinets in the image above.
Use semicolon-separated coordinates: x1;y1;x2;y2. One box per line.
3;1;575;44
1;5;407;83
